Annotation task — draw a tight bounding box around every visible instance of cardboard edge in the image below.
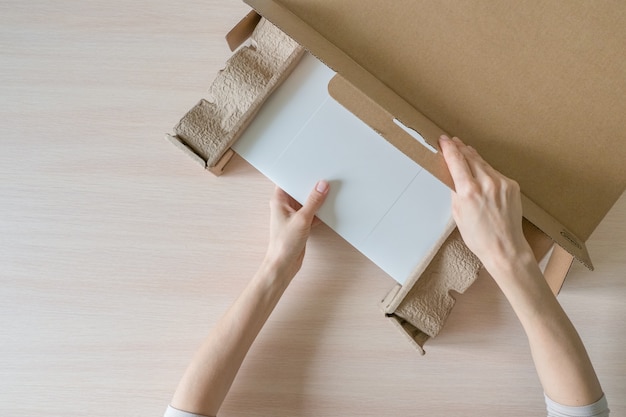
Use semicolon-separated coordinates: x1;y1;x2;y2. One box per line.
543;245;574;295
225;10;262;52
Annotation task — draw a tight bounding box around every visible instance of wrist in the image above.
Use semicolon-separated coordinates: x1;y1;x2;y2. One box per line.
485;249;560;323
483;243;538;286
259;253;299;285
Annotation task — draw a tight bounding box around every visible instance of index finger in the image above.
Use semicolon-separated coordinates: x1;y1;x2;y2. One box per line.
439;135;474;190
270;186;291;208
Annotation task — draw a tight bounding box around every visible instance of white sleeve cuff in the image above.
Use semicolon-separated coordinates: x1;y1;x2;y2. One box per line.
545;393;609;417
164;405;213;417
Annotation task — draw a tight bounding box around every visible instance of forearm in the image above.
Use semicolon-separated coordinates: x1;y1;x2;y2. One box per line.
438;136;604;409
489;251;603;406
171;259;292;416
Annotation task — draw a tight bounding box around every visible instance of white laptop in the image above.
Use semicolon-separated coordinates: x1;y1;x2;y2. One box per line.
233;53;451;285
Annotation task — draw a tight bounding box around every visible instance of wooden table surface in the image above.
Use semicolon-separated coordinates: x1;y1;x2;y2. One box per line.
1;1;624;416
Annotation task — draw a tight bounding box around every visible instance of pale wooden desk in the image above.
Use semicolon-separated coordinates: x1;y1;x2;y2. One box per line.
1;2;624;416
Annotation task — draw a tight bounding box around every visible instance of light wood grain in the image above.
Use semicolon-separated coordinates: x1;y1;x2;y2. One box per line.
1;2;624;416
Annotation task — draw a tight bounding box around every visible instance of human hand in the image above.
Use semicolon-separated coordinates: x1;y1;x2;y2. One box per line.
264;180;330;279
439;135;533;275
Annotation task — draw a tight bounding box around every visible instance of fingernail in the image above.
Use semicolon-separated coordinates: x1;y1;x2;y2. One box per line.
316;180;329;193
439;134;450;142
452;136;462;143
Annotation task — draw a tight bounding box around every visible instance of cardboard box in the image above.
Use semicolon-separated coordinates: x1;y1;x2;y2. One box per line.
168;2;625;352
242;0;625;272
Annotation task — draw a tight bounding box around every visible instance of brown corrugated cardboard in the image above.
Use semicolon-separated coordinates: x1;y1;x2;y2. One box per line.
244;0;626;270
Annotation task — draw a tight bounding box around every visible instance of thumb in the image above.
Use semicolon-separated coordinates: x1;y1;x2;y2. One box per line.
300;180;330;221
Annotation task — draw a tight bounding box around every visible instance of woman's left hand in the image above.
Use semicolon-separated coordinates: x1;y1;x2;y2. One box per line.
264;180;330;279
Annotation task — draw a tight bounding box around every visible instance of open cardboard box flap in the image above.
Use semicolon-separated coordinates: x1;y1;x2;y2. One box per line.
244;0;626;269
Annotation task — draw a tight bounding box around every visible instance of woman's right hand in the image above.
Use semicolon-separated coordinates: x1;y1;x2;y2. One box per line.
439;135;533;275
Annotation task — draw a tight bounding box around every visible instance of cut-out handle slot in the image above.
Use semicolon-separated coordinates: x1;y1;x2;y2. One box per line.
393;118;438;154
